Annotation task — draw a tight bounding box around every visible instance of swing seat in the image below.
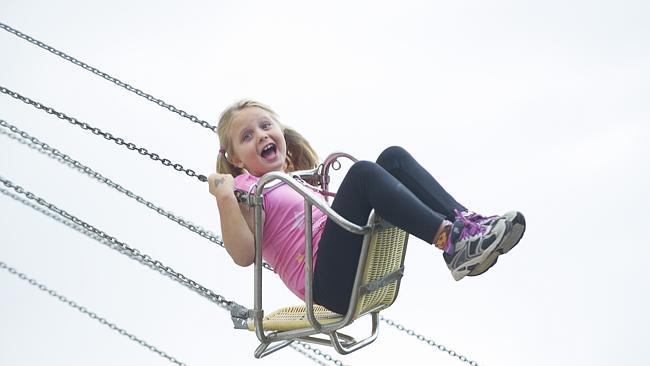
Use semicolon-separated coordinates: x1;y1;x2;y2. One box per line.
230;153;409;358
244;221;407;332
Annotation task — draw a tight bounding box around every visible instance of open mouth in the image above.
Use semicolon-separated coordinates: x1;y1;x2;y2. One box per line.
260;143;278;160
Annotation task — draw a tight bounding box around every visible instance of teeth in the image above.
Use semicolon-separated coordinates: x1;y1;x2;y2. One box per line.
263;144;275;152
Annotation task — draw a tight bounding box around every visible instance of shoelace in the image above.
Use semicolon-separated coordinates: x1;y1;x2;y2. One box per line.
453;209;493;241
461;210;499;226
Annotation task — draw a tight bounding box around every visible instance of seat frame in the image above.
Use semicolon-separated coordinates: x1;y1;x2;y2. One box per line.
234;153;409;358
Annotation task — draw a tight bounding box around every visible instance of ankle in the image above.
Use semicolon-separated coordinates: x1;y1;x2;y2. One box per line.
433;221;452;250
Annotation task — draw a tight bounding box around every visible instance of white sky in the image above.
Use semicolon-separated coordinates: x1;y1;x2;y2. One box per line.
1;1;649;365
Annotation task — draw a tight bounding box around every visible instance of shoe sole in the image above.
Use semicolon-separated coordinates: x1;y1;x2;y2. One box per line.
467;212;526;277
452;219;510;281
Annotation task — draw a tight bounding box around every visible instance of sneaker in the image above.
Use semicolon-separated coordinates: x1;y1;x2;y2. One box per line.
466;211;526;276
443;210;511;281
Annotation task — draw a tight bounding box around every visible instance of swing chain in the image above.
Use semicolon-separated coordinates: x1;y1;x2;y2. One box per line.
0;177;233;310
0;22;217;133
380;316;479;366
0;261;187;366
1;186;337;366
0;86;207;183
0;21;476;365
0;119;275;273
292;341;347;366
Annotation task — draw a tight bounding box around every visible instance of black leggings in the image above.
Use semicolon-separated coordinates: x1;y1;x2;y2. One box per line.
313;146;467;314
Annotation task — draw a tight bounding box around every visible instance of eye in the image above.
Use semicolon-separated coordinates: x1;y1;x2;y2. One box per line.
262;121;272;129
242;132;252;141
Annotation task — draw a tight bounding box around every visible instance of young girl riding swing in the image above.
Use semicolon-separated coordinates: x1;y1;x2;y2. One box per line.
209;100;526;315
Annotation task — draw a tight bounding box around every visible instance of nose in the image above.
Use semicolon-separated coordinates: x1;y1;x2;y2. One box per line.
257;131;269;142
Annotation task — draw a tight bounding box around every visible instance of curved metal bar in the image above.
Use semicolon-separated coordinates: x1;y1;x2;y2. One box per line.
330;312;380;355
254;339;295;359
320;152;358;199
255;172;370;235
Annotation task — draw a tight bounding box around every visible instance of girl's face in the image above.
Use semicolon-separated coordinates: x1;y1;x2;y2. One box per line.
228;107;287;177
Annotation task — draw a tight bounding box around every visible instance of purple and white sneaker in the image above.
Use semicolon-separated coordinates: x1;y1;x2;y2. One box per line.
443;210;512;281
462;211;526;276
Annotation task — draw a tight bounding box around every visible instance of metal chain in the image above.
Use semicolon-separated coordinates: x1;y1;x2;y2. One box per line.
0;175;232;310
292;341;347;366
0;118;219;244
0;119;275;272
0;130;466;366
1;186;113;244
0;21;217;133
289;343;335;366
0;186;344;366
0;261;187;366
0;86;207;183
380;316;480;366
0;187;344;366
1;20;464;363
0;123;475;366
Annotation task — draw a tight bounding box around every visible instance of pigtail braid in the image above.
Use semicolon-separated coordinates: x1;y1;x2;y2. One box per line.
216;151;243;177
284;127;319;173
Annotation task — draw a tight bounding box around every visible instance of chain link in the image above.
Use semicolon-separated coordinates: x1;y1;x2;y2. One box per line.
1;186;113;245
0;261;187;366
0;86;207;183
380;316;479;366
0;175;232;309
289;343;334;366
0;119;275;272
292;341;347;366
0;21;216;133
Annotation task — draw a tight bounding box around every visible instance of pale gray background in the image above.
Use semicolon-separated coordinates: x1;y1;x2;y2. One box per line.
1;1;649;365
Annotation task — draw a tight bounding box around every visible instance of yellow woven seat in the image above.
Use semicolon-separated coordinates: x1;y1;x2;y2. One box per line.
247;305;343;332
251;225;407;333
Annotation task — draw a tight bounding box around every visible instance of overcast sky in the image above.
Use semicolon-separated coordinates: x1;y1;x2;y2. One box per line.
1;1;649;365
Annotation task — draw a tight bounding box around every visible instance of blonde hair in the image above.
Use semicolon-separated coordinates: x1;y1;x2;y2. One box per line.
216;99;319;176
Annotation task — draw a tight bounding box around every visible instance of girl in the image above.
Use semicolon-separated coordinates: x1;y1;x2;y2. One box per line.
209;100;525;315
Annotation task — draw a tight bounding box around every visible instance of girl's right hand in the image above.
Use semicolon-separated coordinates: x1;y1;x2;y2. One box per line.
208;173;235;200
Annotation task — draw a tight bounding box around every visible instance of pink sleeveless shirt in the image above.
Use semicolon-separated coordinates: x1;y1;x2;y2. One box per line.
234;173;329;300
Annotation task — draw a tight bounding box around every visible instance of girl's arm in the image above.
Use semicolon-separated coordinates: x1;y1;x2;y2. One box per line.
209;174;258;267
238;200;262;239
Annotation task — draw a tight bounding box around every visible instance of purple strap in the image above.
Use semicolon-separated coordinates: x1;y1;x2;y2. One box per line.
444;209;497;254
